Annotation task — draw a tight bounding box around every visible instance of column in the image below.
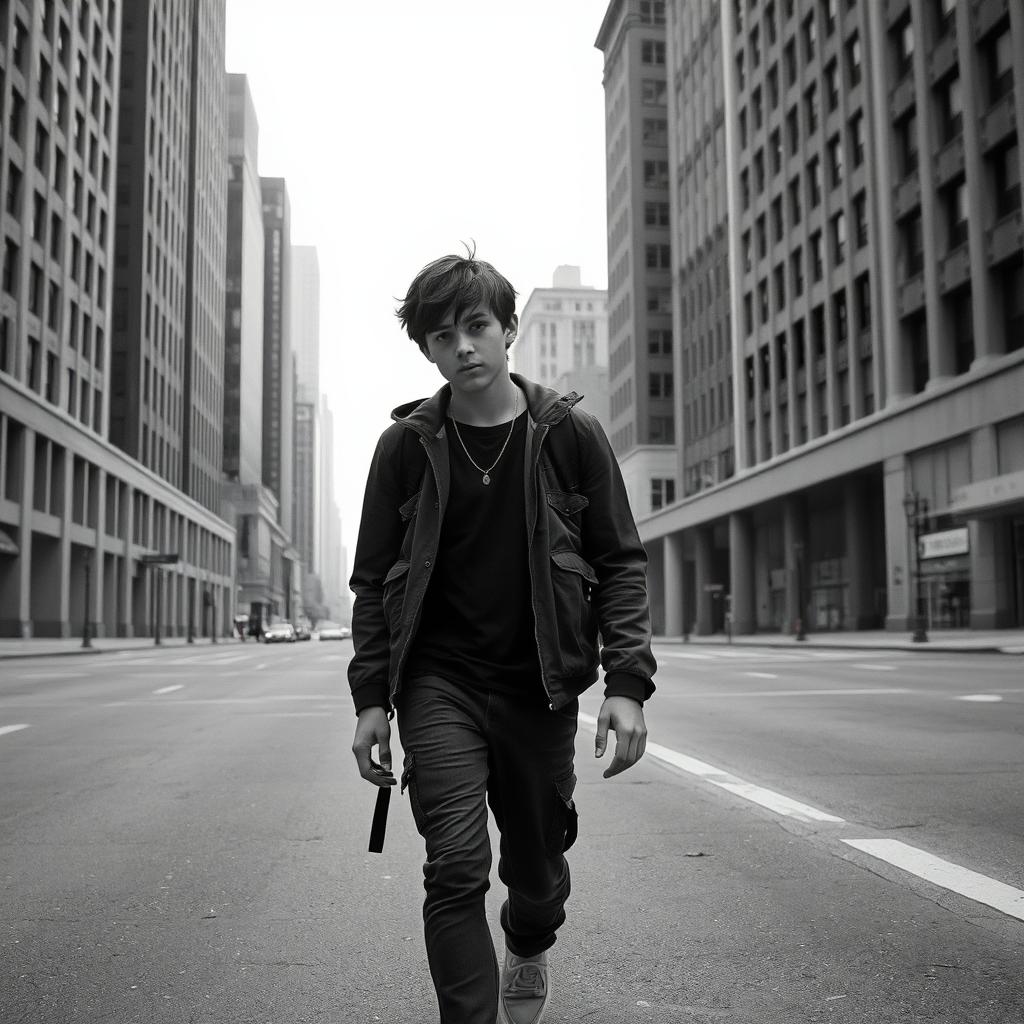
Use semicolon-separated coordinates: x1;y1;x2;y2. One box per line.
882;455;911;631
694;526;714;635
844;478;873;629
663;532;685;638
783;496;803;634
120;483;134;637
968;425;1009;627
729;512;755;635
15;427;34;637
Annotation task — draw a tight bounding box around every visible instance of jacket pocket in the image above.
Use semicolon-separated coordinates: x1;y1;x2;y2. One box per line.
546;490;589;549
549;551;599;674
383;560;411;637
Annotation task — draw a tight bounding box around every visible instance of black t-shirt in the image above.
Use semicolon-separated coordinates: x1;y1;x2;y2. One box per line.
407;409;544;701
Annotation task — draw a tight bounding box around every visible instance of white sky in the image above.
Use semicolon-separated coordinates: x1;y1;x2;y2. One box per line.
224;0;611;565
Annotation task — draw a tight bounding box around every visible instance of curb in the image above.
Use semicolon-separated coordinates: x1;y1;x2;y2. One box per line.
653;639;1022;655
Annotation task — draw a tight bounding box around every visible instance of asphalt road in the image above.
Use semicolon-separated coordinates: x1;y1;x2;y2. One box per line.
0;641;1021;1023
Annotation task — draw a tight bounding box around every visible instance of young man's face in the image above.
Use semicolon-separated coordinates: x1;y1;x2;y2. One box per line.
422;305;517;397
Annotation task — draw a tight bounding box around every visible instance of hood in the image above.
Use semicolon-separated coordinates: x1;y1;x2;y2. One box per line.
391;373;583;438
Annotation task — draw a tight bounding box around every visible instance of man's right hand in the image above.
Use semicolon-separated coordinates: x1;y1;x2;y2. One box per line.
352;706;396;788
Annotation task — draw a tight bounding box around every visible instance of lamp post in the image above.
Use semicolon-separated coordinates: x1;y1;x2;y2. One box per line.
81;551;93;649
903;492;929;643
793;540;807;641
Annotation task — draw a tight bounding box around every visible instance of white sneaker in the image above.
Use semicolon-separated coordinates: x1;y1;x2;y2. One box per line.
498;948;550;1024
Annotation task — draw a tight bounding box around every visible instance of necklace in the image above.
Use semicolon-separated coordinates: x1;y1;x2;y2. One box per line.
449;388;519;486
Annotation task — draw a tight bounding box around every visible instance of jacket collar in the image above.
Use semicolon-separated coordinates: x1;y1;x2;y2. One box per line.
391;373;582;439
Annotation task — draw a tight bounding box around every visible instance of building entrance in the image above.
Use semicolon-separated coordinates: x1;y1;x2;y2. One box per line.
1013;518;1024;627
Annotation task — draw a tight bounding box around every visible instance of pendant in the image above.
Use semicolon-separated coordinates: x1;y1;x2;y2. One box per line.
482;474;491;485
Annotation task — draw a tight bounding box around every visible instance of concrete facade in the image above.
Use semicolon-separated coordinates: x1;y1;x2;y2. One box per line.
611;0;1024;635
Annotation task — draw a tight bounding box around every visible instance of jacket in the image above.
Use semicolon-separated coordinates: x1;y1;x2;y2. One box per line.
347;373;656;714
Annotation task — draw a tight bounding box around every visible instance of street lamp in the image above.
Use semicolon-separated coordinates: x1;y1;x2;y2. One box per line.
903;491;929;643
793;540;807;641
81;551;93;649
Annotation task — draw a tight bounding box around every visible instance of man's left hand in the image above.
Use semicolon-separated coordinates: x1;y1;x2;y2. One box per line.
594;696;647;779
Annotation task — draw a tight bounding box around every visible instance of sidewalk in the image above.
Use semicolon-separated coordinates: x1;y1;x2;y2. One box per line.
0;635;245;660
1;628;1023;660
657;627;1024;655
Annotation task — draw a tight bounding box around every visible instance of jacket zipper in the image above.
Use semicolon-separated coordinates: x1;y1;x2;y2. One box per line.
526;422;557;711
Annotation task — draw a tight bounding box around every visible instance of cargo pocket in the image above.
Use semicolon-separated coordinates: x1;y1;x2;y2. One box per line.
401;752;428;833
548;770;579;854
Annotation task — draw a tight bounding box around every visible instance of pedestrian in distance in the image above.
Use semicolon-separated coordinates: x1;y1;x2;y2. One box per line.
349;247;657;1024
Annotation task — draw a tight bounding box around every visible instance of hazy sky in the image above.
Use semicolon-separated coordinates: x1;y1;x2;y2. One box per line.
224;0;612;563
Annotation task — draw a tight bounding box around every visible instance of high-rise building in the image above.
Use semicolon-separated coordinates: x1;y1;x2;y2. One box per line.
621;0;1024;636
513;266;612;437
110;0;227;514
223;73;263;487
259;177;293;536
290;245;319;584
0;1;234;639
595;0;678;518
318;396;347;625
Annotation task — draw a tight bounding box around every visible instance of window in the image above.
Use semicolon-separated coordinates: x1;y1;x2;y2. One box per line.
643;160;669;188
770;129;782;175
803;14;817;61
5;165;22;215
808;155;823;207
649;372;673;398
789;177;803;225
935;0;956;37
826;61;840;111
994;142;1021;217
641;40;666;65
645;244;671;269
894;20;914;79
642;118;667;146
641;79;667;105
946;180;968;249
854;191;868;248
772;197;784;242
856;273;871;332
902;212;924;275
774;264;786;310
648;329;672;355
644;201;670;226
784;39;797;86
828;135;844;188
939;77;963;144
834;289;849;343
898;114;919;176
832;211;847;264
650;478;676;511
792;248;805;296
1003;259;1024;352
850;113;865;167
805;83;819;134
3;240;19;295
811;231;824;281
787;106;800;155
988;30;1014;104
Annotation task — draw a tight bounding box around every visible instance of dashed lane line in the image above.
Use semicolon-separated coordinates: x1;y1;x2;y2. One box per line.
153;684;183;694
577;711;1024;924
853;663;896;671
577;712;843;824
743;671;778;679
0;724;30;737
842;839;1024;923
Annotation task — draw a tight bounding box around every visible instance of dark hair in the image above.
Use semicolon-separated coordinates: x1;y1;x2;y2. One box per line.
396;243;517;349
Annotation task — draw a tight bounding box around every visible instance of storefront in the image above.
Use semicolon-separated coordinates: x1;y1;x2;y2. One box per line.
917;528;971;629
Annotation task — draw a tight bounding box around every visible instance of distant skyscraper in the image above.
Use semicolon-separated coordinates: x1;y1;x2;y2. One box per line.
595;0;677;517
110;0;227;513
290;246;320;580
224;73;264;487
260;177;293;538
513;266;612;437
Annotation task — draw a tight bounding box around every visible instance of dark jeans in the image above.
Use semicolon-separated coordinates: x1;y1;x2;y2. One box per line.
397;675;579;1024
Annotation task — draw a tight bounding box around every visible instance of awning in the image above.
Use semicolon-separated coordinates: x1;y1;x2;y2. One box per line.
0;528;19;556
948;470;1024;519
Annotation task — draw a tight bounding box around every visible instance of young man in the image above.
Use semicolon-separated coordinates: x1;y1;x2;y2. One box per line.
349;250;656;1024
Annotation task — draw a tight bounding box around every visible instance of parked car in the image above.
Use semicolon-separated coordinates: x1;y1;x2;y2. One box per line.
317;623;350;641
293;622;311;641
263;621;296;644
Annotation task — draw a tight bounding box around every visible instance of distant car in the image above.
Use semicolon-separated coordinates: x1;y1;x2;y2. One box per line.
263;621;296;644
317;624;350;641
293;623;311;641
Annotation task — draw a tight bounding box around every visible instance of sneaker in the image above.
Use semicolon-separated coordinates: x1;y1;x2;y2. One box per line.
498;949;550;1024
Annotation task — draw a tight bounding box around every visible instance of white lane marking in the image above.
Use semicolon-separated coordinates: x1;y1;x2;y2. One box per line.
842;839;1024;923
0;724;30;737
853;663;896;671
663;687;912;699
577;713;843;824
743;671;778;679
957;694;1003;702
153;684;183;695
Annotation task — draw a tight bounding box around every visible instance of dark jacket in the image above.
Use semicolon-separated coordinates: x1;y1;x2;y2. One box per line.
347;373;656;714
